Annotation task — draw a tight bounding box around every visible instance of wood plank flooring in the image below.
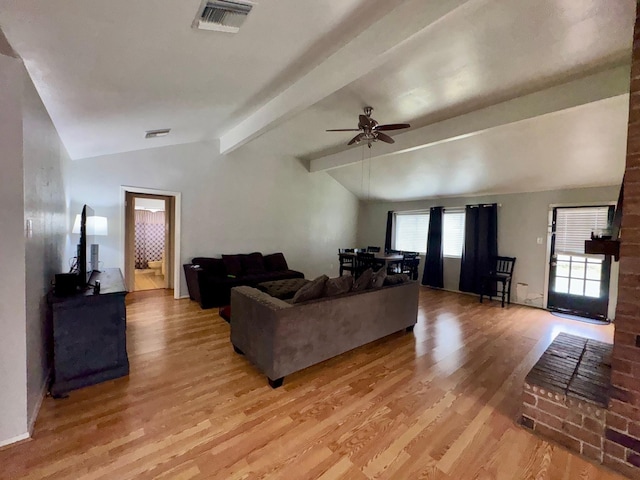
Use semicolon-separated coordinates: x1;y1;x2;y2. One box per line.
134;269;165;291
0;288;627;479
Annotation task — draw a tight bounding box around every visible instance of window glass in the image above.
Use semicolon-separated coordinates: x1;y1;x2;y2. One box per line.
394;213;429;253
443;210;465;257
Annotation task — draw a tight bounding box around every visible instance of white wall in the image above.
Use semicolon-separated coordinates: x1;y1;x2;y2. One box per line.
0;53;28;447
0;51;69;446
22;72;69;430
66;141;359;296
357;186;620;314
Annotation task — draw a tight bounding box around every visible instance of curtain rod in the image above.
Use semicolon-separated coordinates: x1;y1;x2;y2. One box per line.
394;204;502;214
445;204;502;209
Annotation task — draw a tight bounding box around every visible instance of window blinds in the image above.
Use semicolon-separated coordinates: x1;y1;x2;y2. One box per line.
554;207;610;255
443;210;465;257
394;212;429;252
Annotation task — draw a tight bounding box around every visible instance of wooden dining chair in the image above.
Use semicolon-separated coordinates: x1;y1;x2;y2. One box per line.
480;256;516;307
338;253;357;276
356;252;374;276
401;252;420;280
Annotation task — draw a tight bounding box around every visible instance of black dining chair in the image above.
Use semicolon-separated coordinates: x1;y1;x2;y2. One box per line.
480;256;517;307
400;252;420;280
338;253;357;276
367;246;381;253
356;252;385;276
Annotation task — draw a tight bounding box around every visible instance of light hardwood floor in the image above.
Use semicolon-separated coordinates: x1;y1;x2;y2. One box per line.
134;269;165;291
0;288;626;480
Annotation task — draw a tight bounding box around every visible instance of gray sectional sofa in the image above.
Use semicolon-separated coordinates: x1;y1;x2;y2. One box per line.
230;281;419;387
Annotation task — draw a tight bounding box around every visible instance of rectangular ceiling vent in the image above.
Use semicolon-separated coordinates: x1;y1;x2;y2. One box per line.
194;0;254;33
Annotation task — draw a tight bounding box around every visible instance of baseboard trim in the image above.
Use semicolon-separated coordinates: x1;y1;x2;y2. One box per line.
423;285;546;310
28;369;50;435
178;294;190;299
0;432;29;449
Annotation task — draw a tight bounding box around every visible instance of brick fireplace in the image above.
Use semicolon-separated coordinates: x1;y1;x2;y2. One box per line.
522;5;640;478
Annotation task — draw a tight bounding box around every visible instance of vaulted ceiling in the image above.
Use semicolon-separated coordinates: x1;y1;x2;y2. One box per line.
0;0;635;200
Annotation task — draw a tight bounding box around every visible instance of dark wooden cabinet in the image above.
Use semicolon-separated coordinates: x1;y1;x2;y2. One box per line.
49;268;129;397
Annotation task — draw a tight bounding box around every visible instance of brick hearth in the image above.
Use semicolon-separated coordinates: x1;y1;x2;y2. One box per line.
522;333;612;463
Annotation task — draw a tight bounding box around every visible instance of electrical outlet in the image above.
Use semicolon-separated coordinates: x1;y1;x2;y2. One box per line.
536;237;543;245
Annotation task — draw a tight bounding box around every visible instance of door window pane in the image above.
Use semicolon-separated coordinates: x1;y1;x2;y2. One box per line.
585;280;601;298
556;261;570;277
569;279;585;295
558;254;572;261
555;277;569;293
570;261;585;279
586;262;602;281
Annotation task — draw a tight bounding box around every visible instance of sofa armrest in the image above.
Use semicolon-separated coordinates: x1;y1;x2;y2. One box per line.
230;286;291;380
183;264;204;304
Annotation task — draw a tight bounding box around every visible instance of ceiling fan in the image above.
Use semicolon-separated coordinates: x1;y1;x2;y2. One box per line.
326;106;410;148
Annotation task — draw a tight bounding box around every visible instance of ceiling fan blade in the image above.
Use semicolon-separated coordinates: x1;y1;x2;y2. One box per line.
359;114;372;128
374;123;411;131
348;133;364;145
376;132;395;144
326;128;361;132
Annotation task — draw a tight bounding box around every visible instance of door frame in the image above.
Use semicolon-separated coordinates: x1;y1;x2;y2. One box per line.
120;186;182;299
543;201;616;312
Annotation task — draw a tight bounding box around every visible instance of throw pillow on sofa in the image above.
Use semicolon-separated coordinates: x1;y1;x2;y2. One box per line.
292;275;328;303
352;268;373;292
222;254;243;277
242;252;266;274
370;267;387;289
325;275;354;297
263;252;289;272
384;273;410;286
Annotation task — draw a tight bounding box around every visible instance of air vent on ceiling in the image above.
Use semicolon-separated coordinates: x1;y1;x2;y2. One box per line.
194;0;254;33
145;129;171;139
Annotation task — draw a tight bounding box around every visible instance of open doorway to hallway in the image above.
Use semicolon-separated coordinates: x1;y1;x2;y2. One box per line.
124;191;176;293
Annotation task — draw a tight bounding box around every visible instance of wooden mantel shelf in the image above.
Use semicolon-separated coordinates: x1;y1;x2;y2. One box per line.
585;238;620;261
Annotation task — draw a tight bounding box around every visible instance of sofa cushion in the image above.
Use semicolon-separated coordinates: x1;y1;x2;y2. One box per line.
352;268;373;292
192;257;225;277
370;267;387;289
257;270;303;282
292;275;328;304
263;252;289;272
258;278;310;300
242;252;266;275
384;273;410;286
222;254;244;277
325;275;354;297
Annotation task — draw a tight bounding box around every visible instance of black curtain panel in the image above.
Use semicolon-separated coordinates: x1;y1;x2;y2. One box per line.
422;206;444;288
459;204;498;294
384;211;394;252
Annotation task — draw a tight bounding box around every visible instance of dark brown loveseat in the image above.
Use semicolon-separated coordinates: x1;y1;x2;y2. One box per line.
184;252;304;309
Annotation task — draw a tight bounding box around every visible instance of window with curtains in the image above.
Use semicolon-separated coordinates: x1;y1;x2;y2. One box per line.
394;212;429;252
443;209;465;257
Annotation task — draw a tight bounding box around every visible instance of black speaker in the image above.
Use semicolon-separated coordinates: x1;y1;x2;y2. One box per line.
55;273;78;296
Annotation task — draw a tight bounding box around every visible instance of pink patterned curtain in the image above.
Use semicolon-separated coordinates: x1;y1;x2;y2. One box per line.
135;210;165;269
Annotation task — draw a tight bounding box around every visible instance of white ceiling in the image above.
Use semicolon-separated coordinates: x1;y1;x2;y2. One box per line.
0;0;635;200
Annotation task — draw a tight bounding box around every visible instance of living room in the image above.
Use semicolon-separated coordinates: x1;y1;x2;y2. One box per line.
1;0;639;478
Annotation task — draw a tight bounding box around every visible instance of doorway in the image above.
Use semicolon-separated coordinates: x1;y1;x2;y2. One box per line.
124;191;176;293
547;205;614;321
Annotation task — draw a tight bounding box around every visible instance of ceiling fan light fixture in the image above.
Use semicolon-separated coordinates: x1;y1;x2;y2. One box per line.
326;107;410;147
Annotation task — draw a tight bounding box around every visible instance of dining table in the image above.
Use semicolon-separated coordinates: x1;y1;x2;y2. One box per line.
339;252;405;271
